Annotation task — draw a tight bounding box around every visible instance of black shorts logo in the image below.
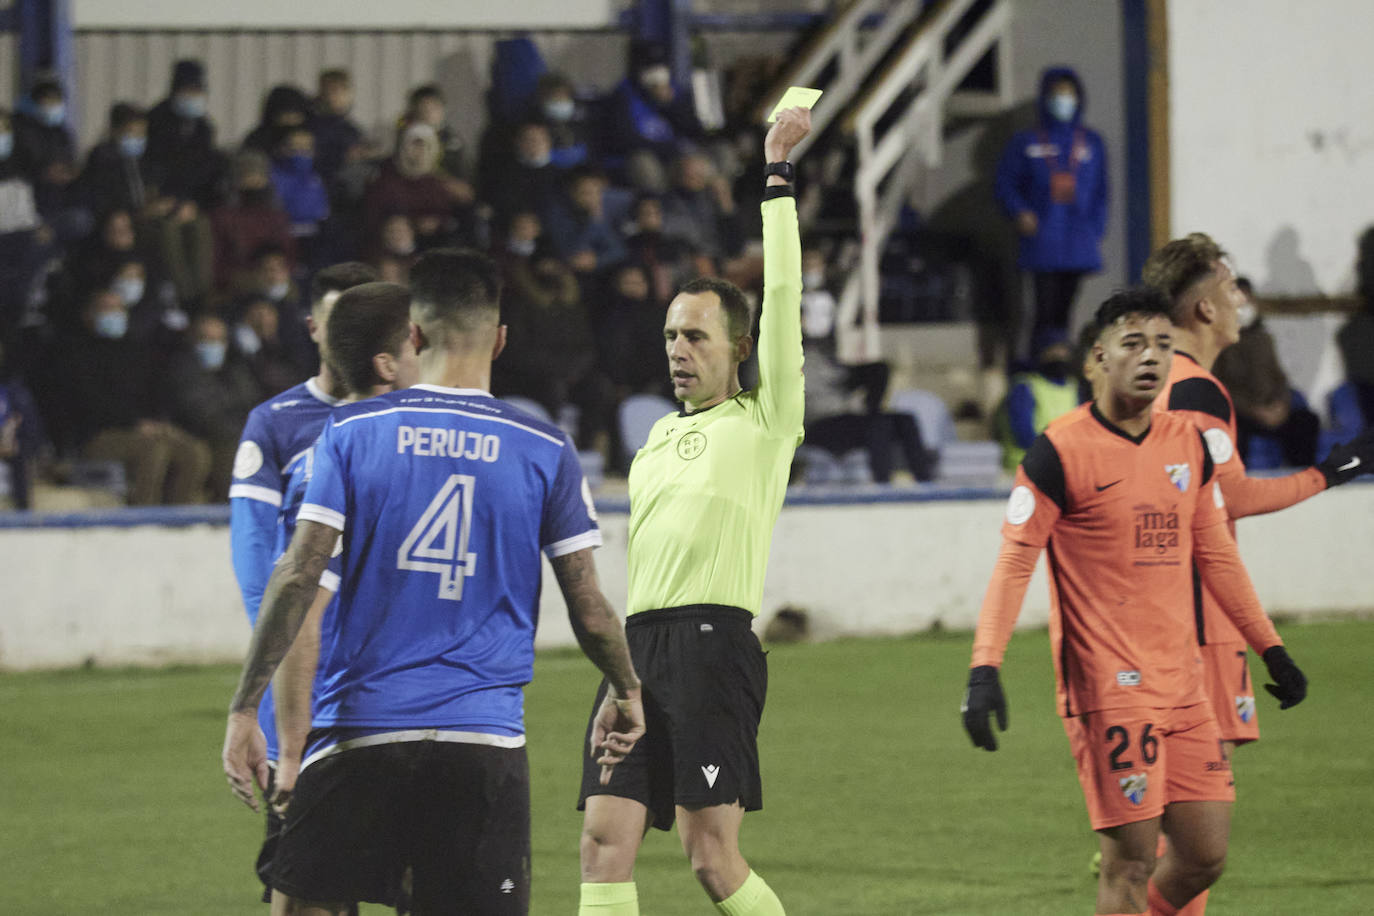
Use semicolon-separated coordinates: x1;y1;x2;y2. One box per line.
677;431;707;460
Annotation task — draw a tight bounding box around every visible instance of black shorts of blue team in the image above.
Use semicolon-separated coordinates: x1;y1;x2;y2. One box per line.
270;739;530;914
577;604;769;831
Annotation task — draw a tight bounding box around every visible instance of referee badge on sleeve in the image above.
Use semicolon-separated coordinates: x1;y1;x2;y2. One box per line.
1006;486;1035;525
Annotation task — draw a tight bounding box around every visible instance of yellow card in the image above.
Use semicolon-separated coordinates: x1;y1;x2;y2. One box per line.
768;86;824;122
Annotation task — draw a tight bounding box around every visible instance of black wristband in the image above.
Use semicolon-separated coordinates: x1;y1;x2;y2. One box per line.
763;160;795;182
762;185;795;201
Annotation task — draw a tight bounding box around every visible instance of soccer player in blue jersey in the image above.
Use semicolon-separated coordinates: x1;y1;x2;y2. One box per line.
266;280;421;824
575;107;809;916
223;249;644;914
227;261;378;901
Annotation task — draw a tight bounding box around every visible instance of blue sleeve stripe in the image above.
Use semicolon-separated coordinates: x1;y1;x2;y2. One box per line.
334;405;565;446
298;503;346;531
228;484;283;507
543;529;602;558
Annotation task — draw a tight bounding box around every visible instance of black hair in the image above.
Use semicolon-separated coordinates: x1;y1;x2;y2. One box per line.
1092;286;1173;341
310;262;381;309
325;281;412;396
409;248;503;335
678;277;753;341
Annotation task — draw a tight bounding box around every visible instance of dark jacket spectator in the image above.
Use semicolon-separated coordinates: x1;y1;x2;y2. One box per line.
596;263;667;394
232;296;305;397
145;59;228;209
210;150;296;294
0;109;50;341
623;194;701;303
242;84;311;156
269;127;330;238
310;69;367;194
661;152;744;261
601;41;703;168
543;169;627;273
533;73;591;169
78;103;158;217
11;78;82;226
485;122;562;224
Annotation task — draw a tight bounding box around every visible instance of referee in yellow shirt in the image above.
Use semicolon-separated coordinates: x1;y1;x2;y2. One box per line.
576;107;810;916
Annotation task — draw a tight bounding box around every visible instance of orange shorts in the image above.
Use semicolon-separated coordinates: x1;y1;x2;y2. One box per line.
1200;641;1260;745
1063;703;1234;830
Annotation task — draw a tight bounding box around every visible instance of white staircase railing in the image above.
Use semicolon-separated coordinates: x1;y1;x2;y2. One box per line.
755;0;926;162
833;0;1014;363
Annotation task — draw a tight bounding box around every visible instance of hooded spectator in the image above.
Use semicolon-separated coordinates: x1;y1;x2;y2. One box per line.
146;58;229;209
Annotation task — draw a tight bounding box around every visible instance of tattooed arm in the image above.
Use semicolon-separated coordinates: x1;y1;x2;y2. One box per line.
222;519;338;810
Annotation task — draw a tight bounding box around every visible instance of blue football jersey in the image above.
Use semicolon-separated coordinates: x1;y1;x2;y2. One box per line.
298;385;601;735
229;377;343;760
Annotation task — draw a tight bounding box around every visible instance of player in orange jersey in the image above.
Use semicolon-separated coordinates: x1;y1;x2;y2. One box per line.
961;287;1308;916
1137;234;1372;915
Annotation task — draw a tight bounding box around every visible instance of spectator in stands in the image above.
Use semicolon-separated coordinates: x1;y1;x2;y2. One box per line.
493;245;614;453
81;103;215;309
994;65;1108;360
103;255;186;358
369;213;418;283
1337;226;1374;428
0;338;42;509
595;262;669;398
661;151;744;263
167;314;263;498
269;126;330;246
543;167;627;276
146;59;229;211
0;108;51;345
310;68;368;198
363;122;479;254
994;327;1081;471
603;40;703;182
534;72;591;169
486;121;561;223
800;249;935;483
58;288;211;504
232;296;303;397
623;193;700;303
1213;277;1320;467
242;84;311;156
210;150;295;296
12;76;89;243
402;83;474;187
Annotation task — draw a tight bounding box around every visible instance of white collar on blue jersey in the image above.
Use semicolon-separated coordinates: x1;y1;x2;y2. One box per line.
305;376;345;406
410;384;494;397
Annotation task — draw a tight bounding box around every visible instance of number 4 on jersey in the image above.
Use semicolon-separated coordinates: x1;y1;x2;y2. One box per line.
398;474;479;600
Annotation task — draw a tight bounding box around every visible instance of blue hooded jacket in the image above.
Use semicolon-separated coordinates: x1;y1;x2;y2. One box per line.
994;66;1108;272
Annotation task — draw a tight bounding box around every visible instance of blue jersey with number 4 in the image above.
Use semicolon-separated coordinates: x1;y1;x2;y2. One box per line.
298;384;601;735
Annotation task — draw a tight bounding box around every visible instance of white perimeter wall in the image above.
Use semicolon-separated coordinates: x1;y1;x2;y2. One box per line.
1168;0;1374;295
72;0;619;30
4;487;1372;671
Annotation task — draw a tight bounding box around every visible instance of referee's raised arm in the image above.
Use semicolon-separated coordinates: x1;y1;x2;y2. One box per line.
755;107;810;436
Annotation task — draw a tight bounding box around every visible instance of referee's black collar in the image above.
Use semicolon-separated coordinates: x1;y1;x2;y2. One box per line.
677;389;748;418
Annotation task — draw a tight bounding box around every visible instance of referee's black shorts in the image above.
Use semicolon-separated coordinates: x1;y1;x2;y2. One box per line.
577;604;768;831
271;737;530;914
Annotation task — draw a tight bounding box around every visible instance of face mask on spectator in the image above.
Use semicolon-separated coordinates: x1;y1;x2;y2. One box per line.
195;340;227;371
267;281;290;301
1048;93;1077;123
94;311;129;339
803;270;825;290
1237;301;1258;328
0;132;12;160
39;103;65;127
543;99;575;122
234;324;262;356
118;135;147;158
639;66;671;91
114;277;145;305
507;238;536;257
518;150;551;169
174;94;207;119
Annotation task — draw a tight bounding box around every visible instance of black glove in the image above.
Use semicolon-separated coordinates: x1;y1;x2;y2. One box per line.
962;665;1008;751
1317;430;1374;487
1262;646;1307;709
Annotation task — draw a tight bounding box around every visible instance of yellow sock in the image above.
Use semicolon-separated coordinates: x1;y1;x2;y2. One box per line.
579;881;638;915
715;870;784;916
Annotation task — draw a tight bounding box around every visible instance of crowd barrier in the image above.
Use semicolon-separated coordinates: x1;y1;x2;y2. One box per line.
2;483;1371;671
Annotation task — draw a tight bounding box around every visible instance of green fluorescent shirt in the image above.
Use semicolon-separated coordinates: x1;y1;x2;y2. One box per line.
626;196;804;616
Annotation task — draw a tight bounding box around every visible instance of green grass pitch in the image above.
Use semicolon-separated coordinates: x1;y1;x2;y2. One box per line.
2;618;1371;914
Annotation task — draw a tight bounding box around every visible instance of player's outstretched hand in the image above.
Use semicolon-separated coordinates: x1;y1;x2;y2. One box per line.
1261;646;1308;709
961;665;1008;751
764;106;812;163
223;710;271;811
591;689;646;786
1317;429;1374;487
